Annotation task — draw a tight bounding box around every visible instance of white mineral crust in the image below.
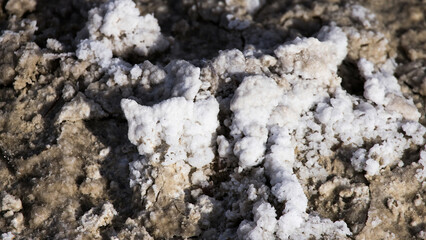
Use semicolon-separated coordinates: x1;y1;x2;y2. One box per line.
106;6;424;236
83;0;168;58
121;96;219;168
75;0;169;87
231;25;354;239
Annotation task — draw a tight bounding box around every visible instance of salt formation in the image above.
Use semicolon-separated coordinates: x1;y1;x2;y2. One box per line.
117;15;424;237
227;26;352;239
121;60;220;237
226;0;265;14
224;0;266;29
69;0;426;236
1;193;24;237
0;0;424;238
121;96;219;168
224;22;423;236
416;147;426;183
80;0;168;58
56;92;107;123
77;202;117;239
75;0;169;88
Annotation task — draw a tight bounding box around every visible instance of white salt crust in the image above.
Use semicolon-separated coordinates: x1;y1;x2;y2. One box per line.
120;23;424;238
70;1;425;238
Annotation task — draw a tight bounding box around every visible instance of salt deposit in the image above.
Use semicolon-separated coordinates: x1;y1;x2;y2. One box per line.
0;0;424;239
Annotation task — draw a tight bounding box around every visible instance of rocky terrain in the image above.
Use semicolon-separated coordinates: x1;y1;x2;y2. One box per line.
0;0;425;239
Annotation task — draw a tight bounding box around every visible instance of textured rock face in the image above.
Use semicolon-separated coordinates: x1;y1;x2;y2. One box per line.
0;0;425;239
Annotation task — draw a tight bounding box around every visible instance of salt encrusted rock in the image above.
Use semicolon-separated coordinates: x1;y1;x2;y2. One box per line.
212;49;246;76
219;21;424;239
359;58;421;121
120;23;394;239
13;42;42;90
230;75;281;169
274;25;347;81
84;0;169;58
0;23;29;86
119;49;221;238
75;0;170;93
121;96;219;168
131;60;166;87
350;5;376;28
225;0;265;14
1;0;424;239
163;60;202;101
416;147;426;182
1;232;15;240
402;122;426;145
10;212;24;232
290;216;351;239
225;25;352;239
121;76;219;237
62;82;76;101
76;39;113;68
56;92;107;123
1;193;22;213
46;38;64;52
237;200;277;240
223;0;266;30
316;86;421;176
386;93;420;121
231;25;347;170
113;218;154;240
264;127;308;238
228;25;347;173
77;202;117;239
306;54;424;176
